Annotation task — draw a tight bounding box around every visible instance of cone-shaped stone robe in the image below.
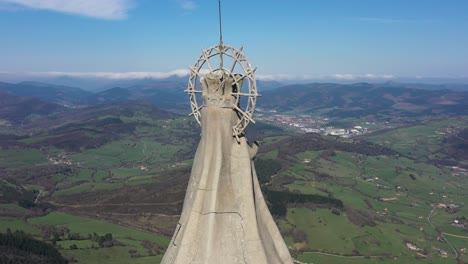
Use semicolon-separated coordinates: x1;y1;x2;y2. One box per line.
161;72;293;264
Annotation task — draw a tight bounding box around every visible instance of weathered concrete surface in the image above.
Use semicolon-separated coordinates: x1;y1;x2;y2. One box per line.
161;73;293;264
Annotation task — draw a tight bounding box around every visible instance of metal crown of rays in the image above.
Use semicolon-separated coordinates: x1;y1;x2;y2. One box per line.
185;43;259;140
185;2;259;142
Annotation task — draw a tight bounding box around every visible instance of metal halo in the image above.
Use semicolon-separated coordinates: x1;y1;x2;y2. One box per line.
185;43;259;138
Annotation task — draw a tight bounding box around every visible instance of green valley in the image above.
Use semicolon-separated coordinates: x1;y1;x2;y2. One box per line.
0;84;467;263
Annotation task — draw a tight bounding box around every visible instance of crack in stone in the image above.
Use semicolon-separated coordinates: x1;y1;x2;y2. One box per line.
196;188;217;191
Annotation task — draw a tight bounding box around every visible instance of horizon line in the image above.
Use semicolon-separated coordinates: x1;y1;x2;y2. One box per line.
1;71;468;83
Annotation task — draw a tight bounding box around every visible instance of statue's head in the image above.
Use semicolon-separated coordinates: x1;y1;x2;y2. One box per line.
186;43;258;140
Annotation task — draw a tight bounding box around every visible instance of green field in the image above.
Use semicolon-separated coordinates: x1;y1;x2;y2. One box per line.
1;104;467;263
1;212;170;264
0;148;47;167
0;113;196;263
280;208;366;254
254;118;468;263
367;117;468;162
0;217;40;234
2;116;197;200
296;252;457;264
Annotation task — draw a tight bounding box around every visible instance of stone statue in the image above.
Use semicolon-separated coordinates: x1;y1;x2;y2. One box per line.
161;44;293;264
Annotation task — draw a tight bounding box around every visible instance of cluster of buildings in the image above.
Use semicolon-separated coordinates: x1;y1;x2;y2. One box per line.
48;154;76;166
307;126;369;137
450;166;468;177
0;120;12;127
256;110;369;137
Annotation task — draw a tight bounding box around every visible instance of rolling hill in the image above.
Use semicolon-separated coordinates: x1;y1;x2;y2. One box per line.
1;82;467;263
258;83;468;119
3;80;466;121
0;91;65;124
0;81;92;106
87;82;188;113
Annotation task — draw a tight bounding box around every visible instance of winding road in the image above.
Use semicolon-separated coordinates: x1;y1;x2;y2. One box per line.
427;207;459;259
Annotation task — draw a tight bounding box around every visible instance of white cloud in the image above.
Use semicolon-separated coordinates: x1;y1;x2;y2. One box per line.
177;0;196;10
331;74;355;80
331;74;395;80
0;70;191;80
34;70;191;79
256;74;300;81
257;73;395;81
0;71;397;83
0;0;135;19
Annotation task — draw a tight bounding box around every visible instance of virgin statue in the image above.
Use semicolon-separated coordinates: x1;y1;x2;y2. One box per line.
161;72;294;264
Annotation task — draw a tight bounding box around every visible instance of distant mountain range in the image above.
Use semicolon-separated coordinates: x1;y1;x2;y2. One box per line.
258;83;468;118
0;74;285;92
0;81;188;112
1;81;467;124
0;79;280;112
89;81;187;112
378;81;468;91
0;81;91;106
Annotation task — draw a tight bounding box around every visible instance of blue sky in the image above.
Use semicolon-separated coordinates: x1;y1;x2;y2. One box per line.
0;0;467;82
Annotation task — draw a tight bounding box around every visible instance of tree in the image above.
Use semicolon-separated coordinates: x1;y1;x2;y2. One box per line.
69;244;78;250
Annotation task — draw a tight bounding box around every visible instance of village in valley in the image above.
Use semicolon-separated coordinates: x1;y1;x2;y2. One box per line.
257;108;373;137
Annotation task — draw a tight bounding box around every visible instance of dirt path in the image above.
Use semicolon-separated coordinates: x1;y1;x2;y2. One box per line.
427;207;459;259
98;212;179;218
295;251;388;262
443;232;468;239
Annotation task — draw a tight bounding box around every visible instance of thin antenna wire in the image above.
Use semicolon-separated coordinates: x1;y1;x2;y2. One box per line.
218;0;223;44
218;0;224;71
